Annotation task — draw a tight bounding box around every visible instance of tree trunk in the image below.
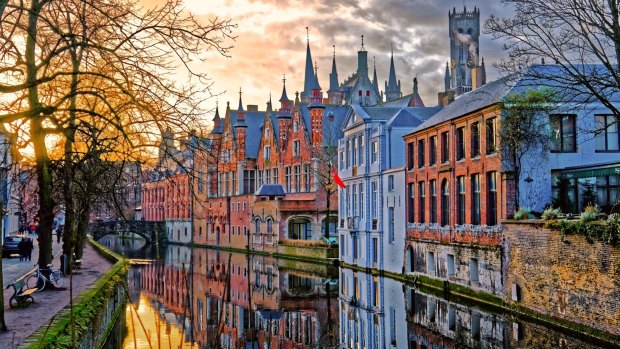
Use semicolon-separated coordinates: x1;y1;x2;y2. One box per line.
610;0;620;72
324;189;331;238
74;205;90;259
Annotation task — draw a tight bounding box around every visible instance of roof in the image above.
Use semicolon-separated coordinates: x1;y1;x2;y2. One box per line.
383;92;425;107
413;76;513;132
255;184;285;197
229;110;265;158
299;105;350;146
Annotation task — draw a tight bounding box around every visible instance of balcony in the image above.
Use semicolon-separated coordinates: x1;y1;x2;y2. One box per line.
406;223;502;246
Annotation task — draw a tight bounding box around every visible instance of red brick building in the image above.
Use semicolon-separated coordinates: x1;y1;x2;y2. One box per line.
403;79;514;256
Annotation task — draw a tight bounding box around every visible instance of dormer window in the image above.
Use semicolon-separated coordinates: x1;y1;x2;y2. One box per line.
358;90;362;96
293;121;298;132
328;114;334;122
366;90;370;97
265;127;270;138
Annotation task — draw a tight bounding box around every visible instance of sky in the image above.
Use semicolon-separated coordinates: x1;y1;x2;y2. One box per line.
144;0;512;123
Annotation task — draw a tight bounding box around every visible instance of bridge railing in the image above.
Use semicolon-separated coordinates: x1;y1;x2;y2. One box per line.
88;220;166;243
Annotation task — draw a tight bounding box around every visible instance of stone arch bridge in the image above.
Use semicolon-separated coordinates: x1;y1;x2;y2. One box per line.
89;220;167;244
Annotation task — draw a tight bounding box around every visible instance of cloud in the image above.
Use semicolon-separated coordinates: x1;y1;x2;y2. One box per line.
140;0;511;118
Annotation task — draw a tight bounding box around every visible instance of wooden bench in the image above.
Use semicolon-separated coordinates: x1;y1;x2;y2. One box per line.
5;276;36;308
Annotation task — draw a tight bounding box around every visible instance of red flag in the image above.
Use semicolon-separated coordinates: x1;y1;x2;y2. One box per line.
332;167;346;189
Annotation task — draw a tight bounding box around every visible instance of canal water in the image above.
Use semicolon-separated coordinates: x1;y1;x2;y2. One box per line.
100;236;611;349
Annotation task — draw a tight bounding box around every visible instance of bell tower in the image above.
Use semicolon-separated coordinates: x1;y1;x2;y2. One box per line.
448;6;480;95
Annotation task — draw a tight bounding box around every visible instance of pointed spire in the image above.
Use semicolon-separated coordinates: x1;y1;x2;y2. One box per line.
266;94;272;112
279;74;289;102
372;56;379;96
213;100;221;122
328;44;339;92
412;77;419;106
302;27;317;99
387;45;398;90
313;60;321;90
237;88;244;112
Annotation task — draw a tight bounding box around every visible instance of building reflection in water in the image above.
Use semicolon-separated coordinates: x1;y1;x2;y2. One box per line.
124;244;339;349
109;240;610;349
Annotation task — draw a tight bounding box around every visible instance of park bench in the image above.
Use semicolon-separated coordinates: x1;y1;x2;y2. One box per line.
5;274;36;308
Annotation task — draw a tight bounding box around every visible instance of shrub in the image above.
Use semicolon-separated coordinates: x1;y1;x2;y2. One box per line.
514;208;534;220
544;214;619;245
581;205;601;222
542;207;562;220
279;239;328;247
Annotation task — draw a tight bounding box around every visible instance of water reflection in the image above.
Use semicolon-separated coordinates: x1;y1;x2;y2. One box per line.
102;236;611;349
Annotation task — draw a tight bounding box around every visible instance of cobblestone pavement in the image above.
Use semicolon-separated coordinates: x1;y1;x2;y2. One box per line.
2;234;63;285
0;239;113;347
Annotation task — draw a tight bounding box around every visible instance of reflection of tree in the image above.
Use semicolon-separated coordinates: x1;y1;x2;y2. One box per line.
316;282;339;348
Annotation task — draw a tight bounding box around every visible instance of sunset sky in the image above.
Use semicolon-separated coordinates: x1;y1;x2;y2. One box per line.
152;0;512;123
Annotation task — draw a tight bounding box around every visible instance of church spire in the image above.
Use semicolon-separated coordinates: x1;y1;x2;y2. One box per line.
372;56;380;97
385;43;401;102
328;45;339;92
302;27;320;102
213;100;221;122
279;74;289;102
237;88;244;112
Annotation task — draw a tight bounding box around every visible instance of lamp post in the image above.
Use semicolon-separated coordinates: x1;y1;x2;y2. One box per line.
0;156;10;331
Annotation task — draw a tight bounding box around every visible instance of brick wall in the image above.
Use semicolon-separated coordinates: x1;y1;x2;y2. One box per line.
503;221;620;336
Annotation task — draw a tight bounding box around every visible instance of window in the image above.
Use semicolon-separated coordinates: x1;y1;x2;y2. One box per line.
417;139;425;168
486;117;497;154
408;183;415;223
441;179;449;226
372;181;378;218
447;254;455;276
430;180;437;223
358;90;362;96
371;141;378;163
346;139;350;168
390;307;396;344
285;167;291;192
372;237;378;265
366;90;370;97
266;218;273;234
388;207;395;243
429;136;437;166
388;175;394;191
418;182;425;223
550;114;576;152
293;140;300;156
471;313;481;340
303;165;310;192
352;235;358;261
597;175;620;213
373;277;379;307
441;131;450;163
293;121;298;132
255;219;261;234
469;258;479;282
426;251;435;274
457;176;466;225
359;183;364;219
352;137;357;166
294;165;300;192
232;171;236;194
339;151;344;170
595;115;619;151
352;184;357;217
358;135;364;164
198;167;204;193
407;143;414;170
487;172;497;225
264;145;271;160
471;174;481;225
456;127;465;160
471;122;480;157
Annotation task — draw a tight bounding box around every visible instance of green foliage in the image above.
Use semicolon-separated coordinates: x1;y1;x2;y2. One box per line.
542;207;562;220
580;180;597;208
581;205;602;222
514;208;535;220
544;216;619;245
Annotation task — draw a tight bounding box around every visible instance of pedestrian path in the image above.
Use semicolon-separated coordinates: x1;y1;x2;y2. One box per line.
0;240;113;347
3;236;62;285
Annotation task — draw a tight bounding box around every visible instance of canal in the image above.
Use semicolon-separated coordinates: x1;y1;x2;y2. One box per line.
99;236;610;349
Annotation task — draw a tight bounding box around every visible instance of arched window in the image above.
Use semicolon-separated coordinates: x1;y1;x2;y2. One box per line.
266;218;273;234
441;179;449;226
254;219;261;234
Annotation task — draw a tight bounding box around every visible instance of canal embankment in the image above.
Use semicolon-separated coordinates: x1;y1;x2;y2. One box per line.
16;238;127;349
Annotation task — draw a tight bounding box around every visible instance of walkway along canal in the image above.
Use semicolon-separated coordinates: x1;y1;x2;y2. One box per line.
100;235;618;349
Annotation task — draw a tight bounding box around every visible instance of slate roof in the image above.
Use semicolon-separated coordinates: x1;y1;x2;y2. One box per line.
383;92;426;107
255;184;285;197
229;110;265;158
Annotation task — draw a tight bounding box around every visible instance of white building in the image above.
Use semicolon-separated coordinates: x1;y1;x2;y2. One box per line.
337;104;441;273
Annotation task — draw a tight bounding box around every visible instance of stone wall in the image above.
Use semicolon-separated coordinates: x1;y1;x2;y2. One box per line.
405;240;503;296
503;221;620;337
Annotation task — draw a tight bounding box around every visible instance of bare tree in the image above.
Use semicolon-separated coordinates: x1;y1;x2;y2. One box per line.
485;1;620;121
0;0;235;271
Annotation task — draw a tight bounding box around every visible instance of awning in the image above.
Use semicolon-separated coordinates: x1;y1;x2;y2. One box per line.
557;163;620;179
